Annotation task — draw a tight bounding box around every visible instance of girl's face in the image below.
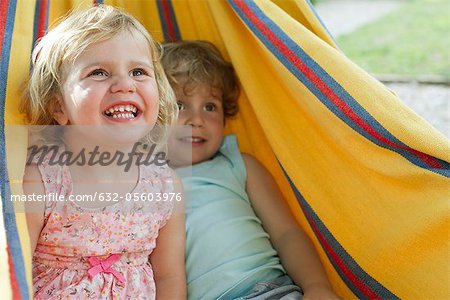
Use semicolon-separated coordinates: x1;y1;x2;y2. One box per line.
52;31;159;143
169;81;225;167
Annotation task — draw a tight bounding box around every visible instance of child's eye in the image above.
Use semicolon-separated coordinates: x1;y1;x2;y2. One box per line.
204;103;216;112
131;69;148;77
89;69;108;77
177;102;186;111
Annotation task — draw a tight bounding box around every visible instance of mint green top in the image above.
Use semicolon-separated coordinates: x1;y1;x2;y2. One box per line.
178;135;285;299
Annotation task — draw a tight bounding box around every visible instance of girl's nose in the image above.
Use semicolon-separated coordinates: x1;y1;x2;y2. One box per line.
110;74;136;93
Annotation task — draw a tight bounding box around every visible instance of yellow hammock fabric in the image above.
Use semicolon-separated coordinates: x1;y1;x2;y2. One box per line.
1;0;449;299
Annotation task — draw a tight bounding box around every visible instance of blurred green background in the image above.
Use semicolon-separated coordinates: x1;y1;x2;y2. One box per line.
316;0;450;79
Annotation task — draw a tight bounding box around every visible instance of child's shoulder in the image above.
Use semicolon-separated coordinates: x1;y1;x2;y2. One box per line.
23;163;45;193
241;153;271;185
140;161;173;179
241;153;266;178
139;162;178;193
23;163;47;216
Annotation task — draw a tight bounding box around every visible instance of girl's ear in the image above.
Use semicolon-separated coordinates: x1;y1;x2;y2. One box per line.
49;96;69;125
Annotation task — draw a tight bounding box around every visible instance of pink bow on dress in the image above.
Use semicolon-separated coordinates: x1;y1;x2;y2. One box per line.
88;254;125;283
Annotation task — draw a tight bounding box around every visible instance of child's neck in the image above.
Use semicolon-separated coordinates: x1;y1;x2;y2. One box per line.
63;135;142;201
68;161;140;208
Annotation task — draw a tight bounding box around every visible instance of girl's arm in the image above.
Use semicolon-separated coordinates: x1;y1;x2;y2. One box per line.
150;171;186;300
243;154;339;300
23;164;46;256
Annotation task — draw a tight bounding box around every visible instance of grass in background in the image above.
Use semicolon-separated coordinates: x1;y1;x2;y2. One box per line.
337;0;449;78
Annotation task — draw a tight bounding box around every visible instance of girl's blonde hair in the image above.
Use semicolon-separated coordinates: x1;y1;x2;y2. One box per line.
20;5;177;131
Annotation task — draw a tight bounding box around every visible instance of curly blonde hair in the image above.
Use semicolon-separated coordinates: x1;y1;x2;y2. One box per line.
161;40;240;118
20;5;177;130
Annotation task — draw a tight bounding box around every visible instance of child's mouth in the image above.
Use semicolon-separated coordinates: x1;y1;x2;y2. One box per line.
178;137;206;143
103;104;140;119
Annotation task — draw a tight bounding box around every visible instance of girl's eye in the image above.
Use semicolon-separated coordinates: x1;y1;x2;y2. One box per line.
177;102;185;111
89;69;108;77
131;69;147;77
204;103;216;112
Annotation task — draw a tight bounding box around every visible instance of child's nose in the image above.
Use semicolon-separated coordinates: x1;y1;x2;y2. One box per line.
110;74;136;93
185;110;204;127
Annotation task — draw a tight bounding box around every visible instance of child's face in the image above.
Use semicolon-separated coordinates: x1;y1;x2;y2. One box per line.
53;31;159;133
169;82;224;167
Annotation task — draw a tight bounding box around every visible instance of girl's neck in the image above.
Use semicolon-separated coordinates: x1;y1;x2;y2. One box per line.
68;157;140;200
61;130;142;195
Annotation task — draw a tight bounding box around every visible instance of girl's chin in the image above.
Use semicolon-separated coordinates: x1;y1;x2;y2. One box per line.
63;126;151;147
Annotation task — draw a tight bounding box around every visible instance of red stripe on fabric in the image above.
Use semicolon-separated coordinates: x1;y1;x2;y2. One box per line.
233;0;444;170
408;148;444;169
7;246;22;300
0;0;9;56
36;0;48;40
305;213;381;299
309;77;443;169
161;0;176;41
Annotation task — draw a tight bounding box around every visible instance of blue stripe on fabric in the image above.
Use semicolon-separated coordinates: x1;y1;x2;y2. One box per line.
32;0;41;44
166;0;181;41
156;0;170;41
30;0;50;71
156;0;181;42
279;164;400;299
0;0;30;298
228;0;449;177
304;0;339;47
32;0;39;45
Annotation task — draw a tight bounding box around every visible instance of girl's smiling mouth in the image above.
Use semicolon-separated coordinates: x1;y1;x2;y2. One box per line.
103;103;141;120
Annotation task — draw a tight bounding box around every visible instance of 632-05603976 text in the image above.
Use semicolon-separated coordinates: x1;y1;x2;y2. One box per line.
11;192;182;203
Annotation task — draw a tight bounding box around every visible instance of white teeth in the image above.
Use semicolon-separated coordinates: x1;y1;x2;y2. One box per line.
104;104;138;117
182;137;203;142
110;113;136;119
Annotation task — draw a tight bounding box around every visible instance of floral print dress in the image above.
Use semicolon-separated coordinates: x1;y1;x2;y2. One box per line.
31;152;174;299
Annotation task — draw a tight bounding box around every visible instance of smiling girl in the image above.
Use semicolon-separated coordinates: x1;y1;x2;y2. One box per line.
20;6;185;299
